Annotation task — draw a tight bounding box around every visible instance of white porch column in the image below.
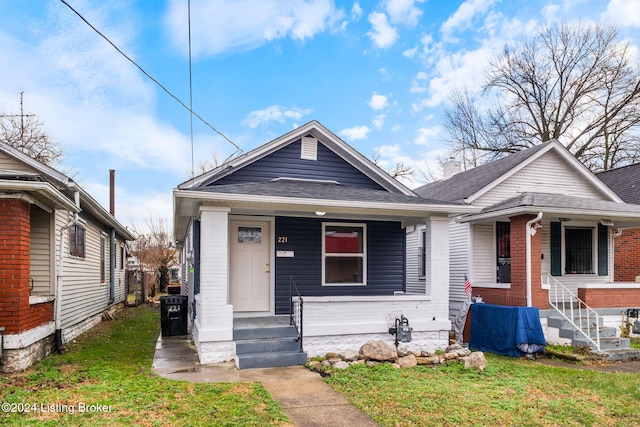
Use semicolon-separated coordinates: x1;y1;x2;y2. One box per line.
426;216;450;320
194;206;234;363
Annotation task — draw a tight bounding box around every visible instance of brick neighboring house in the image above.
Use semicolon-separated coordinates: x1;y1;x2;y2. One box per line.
415;140;640;349
0;141;134;373
597;163;640;282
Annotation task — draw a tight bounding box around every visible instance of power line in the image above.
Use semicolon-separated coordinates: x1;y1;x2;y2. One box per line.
59;0;242;158
188;0;194;179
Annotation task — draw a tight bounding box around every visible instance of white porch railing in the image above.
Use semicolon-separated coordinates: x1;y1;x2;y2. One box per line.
543;273;600;352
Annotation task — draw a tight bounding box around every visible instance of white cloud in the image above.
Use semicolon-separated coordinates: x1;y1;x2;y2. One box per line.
440;0;499;36
373;143;449;187
340;125;371;140
242;105;312;128
372;114;386;129
410;71;429;94
602;0;640;27
368;93;389;110
367;12;398;48
403;46;419;58
385;0;424;27
164;0;346;56
351;2;363;21
414;126;441;146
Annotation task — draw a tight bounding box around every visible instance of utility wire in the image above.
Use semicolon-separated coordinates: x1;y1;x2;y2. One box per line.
188;0;194;178
59;0;242;158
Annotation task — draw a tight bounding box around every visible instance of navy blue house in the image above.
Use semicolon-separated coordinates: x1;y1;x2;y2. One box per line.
173;120;474;367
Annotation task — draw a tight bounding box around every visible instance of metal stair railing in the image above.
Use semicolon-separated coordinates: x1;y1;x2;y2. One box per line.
544;273;600;352
289;276;304;353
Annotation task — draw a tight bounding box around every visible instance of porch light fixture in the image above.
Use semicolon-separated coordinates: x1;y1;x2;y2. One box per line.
558;217;571;222
600;219;614;226
315;211;326;216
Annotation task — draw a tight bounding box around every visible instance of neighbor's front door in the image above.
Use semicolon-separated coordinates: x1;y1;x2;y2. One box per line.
229;220;271;312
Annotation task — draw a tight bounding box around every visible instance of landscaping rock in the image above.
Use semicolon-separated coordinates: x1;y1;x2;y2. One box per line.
327;357;342;365
360;340;398;362
461;351;487;372
366;360;382;367
325;352;342;360
445;343;464;352
397;354;417;368
342;349;360;362
416;356;440;365
333;361;349;369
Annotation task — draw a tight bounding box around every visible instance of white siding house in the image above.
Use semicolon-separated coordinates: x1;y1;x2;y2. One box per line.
0;141;134;373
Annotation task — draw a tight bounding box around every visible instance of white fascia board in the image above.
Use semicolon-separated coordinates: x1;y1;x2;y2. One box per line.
179;120;414;196
0;179;79;212
457;205;640;223
174;189;478;217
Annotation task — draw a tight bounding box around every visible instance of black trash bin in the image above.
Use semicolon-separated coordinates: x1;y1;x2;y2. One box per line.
160;295;188;336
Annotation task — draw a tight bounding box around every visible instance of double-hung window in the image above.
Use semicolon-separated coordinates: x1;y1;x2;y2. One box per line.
322;223;366;286
69;223;86;258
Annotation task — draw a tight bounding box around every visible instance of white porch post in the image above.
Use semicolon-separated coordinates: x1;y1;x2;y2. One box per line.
426;216;451;320
193;206;234;363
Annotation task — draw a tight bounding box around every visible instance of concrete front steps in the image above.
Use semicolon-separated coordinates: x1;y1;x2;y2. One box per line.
233;318;307;370
547;313;640;361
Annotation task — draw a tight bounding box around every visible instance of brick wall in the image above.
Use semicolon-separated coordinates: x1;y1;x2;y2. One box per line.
0;199;54;334
479;215;548;308
613;229;640;282
578;287;640;308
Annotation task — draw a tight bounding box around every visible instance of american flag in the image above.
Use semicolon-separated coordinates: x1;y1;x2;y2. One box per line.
464;275;472;294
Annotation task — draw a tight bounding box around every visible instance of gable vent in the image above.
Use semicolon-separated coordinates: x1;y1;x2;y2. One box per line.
301;136;318;160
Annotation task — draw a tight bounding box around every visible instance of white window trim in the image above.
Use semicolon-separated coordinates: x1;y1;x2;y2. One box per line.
322;222;367;286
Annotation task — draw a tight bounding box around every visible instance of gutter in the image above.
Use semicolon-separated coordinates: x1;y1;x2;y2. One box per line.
526;212;543;307
54;189;80;353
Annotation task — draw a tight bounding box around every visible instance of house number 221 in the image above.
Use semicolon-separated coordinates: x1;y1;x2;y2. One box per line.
277;236;288;243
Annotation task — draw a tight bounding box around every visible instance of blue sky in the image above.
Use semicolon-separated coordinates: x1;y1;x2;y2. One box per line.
1;0;639;233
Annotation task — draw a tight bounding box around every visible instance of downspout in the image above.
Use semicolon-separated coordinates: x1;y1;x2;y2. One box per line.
55;190;80;353
109;228;115;304
525;212;543;307
109;169;115;305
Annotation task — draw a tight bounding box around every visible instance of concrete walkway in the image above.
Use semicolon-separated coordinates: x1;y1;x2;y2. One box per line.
152;335;379;427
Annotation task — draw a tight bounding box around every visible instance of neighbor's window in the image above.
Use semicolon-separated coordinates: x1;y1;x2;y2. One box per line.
322;223;366;286
496;222;511;283
69;223;86;258
565;226;594;274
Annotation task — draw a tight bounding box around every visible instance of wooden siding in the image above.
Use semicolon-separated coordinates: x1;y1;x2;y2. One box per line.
30;206;53;295
274;217;405;314
210;139;387;190
472;223;495;284
56;210;116;330
405;226;426;294
474;151;607;207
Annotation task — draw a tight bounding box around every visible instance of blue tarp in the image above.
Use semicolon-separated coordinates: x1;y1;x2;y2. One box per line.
469;303;546;357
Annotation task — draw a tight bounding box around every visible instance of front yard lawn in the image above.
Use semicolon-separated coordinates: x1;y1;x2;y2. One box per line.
0;305;290;427
325;354;640;426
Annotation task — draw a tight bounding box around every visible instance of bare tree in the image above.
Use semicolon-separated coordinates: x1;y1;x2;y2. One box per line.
371;148;415;180
445;23;640;171
0;93;63;166
129;217;178;296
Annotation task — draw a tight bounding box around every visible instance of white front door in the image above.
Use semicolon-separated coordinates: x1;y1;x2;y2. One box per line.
229;220;271;312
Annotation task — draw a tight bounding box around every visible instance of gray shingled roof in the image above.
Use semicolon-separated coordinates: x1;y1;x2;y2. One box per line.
194;179;463;206
596;163;640;205
414;143;551;202
466;192;640;218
